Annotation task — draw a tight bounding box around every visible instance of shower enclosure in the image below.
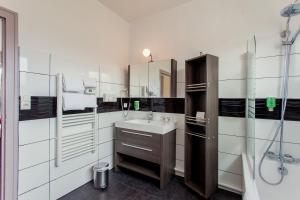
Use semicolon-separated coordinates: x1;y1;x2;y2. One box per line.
246;36;256;179
246;0;300;186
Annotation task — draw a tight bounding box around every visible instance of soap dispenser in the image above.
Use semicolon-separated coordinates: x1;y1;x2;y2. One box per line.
266;97;276;112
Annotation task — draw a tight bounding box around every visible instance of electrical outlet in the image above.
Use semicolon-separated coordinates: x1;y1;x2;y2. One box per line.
21;95;31;110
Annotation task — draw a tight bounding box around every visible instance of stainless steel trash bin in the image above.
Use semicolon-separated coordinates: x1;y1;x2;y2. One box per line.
93;162;109;190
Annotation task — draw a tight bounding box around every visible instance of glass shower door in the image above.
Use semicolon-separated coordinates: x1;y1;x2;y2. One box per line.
246;36;256;178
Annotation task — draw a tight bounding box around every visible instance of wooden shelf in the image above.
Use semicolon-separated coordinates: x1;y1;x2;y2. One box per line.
185;121;206;127
186;83;207;93
184;54;218;199
185;181;206;197
185;116;207;127
117;160;160;180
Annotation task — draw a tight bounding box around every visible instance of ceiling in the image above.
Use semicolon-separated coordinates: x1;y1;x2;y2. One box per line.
98;0;192;22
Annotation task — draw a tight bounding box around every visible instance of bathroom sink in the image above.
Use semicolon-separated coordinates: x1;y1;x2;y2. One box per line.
115;119;176;134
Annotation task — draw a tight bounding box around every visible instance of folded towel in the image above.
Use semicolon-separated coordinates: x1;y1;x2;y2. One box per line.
63;93;85;111
63;74;84;93
83;78;97;88
83;94;97;108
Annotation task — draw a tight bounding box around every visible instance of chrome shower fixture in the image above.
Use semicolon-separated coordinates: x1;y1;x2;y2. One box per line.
281;2;300;17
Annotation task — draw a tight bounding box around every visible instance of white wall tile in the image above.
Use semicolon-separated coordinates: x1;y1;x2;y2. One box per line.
219;117;246;137
19;141;49;170
98;141;114;159
219;135;245;155
218;170;242;192
99;126;114;144
177;82;185;98
255;77;281;98
50;54;100;81
129;86;141;97
49;118;56;140
176;61;185;83
20;72;49;96
49;75;57;97
98;112;124;128
287;76;300;98
175;160;184;172
18;162;49;195
255;54;300;78
173;114;185;130
176;144;184;161
176;129;184;146
19;119;50;145
20;48;50;75
18;183;49;200
49;150;97;180
99;82;126;98
219;79;246;98
219;153;242;175
50;162;95;200
255;119;300;143
100;64;127;85
256;56;282;78
256;76;300;98
219;56;246;80
255;34;283;58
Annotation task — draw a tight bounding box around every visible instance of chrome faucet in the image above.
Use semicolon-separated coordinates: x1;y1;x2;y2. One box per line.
147;111;153;122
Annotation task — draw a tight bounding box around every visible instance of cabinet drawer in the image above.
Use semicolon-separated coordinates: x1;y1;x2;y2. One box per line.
116;128;161;149
116;140;161;164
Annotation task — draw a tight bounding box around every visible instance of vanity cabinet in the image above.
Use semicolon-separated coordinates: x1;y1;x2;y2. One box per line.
115;127;175;189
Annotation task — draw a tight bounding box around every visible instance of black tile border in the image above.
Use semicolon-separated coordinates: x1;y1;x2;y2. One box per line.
219;98;246;118
19;97;300;121
220;98;300;121
19;97;185;121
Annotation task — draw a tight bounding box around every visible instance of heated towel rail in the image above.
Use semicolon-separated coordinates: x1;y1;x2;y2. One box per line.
56;73;97;167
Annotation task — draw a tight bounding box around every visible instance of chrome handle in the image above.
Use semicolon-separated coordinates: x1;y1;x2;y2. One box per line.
121;130;152;137
186;132;207;139
121;143;153;152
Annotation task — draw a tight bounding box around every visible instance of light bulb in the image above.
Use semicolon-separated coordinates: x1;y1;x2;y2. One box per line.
143;49;151;57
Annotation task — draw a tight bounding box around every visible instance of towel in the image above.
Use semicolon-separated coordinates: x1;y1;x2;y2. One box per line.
83;94;97;108
83;78;97;88
63;93;85;111
63;74;84;93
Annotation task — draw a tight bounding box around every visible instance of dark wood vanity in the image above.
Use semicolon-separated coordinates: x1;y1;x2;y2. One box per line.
184;54;219;199
115;127;176;189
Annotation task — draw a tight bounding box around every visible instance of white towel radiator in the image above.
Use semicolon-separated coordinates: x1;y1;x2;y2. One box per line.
56;73;97;167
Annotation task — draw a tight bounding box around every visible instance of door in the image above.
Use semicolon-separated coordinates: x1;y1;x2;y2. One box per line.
0;7;19;200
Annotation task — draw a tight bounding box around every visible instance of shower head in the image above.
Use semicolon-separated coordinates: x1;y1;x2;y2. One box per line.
281;2;300;17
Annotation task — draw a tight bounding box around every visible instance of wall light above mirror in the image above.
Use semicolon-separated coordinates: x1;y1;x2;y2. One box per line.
142;48;153;62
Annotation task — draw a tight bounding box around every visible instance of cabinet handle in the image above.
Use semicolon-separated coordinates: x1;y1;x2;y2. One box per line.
121;142;153;152
186;132;207;139
121;130;152;137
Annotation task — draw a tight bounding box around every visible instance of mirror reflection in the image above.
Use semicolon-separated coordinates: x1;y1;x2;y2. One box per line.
129;59;177;98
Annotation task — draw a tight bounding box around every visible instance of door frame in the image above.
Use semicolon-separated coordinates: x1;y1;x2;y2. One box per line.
0;6;19;200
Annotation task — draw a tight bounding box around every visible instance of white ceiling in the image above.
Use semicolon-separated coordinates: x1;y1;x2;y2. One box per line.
98;0;192;22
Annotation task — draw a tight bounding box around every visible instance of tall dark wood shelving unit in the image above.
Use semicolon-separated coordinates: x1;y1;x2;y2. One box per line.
184;54;219;199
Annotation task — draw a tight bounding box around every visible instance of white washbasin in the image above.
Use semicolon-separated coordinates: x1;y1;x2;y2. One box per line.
115;119;176;134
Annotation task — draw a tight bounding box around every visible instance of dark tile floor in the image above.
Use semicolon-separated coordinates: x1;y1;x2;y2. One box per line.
59;170;242;200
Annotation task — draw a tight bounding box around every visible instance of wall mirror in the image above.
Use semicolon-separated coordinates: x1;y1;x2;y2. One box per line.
128;59;177;98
